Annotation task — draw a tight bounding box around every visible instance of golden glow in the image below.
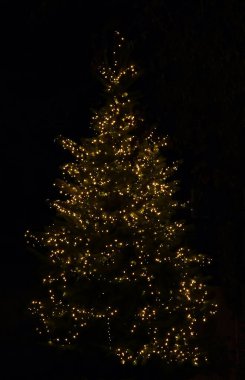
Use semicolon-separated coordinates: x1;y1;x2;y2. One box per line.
26;31;217;366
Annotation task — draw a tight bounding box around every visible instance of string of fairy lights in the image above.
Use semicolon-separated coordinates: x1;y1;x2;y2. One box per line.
26;31;217;366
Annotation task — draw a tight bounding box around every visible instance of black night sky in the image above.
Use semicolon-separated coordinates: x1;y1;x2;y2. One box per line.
1;1;243;379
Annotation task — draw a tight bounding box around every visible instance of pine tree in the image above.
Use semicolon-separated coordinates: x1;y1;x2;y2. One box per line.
26;31;217;366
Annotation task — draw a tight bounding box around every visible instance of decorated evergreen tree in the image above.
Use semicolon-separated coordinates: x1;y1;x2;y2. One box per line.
26;32;217;366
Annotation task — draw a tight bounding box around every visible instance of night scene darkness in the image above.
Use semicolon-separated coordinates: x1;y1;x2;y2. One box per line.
0;1;243;379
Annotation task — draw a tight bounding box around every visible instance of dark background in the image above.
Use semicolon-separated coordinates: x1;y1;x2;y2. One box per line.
0;1;243;379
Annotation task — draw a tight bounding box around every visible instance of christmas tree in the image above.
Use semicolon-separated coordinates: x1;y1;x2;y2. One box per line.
26;32;217;366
